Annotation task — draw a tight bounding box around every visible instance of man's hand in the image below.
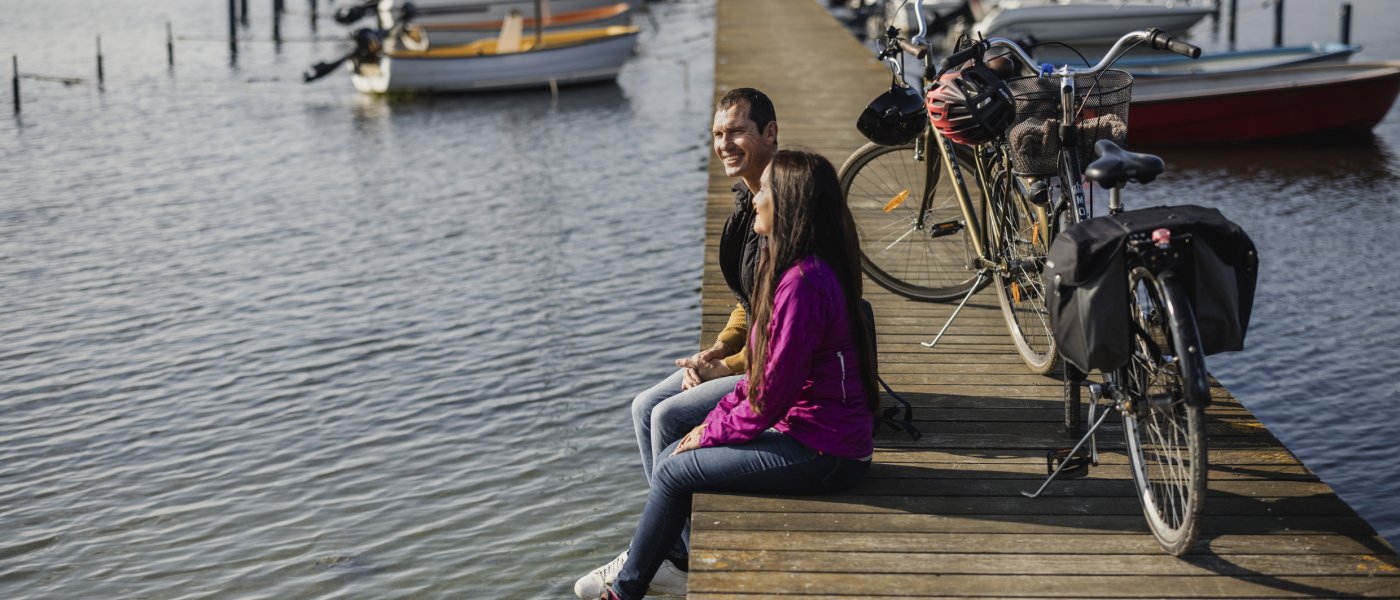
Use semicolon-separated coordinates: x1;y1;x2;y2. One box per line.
672;423;706;456
675;341;734;390
676;355;732;390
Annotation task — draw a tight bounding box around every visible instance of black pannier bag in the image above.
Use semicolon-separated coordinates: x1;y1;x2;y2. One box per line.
1045;204;1259;374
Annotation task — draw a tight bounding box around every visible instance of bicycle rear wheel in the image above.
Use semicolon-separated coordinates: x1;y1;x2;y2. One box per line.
839;141;982;302
1119;266;1208;556
991;172;1059;374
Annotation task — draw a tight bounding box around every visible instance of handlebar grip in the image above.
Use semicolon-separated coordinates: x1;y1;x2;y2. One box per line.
1147;28;1202;59
898;39;928;60
938;40;985;73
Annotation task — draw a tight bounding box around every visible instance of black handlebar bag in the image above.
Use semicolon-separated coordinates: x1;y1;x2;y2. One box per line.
1045;204;1259;374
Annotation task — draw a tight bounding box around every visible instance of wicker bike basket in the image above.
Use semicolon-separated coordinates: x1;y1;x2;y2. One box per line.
1004;69;1133;175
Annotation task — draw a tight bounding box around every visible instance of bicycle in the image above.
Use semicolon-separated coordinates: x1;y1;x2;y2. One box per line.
842;7;1183;375
936;28;1261;556
846;0;1256;555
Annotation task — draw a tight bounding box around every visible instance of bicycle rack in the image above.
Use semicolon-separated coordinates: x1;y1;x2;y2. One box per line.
1023;382;1112;499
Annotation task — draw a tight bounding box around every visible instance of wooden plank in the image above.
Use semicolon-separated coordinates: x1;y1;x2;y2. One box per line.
691;530;1398;556
688;572;1400;597
690;550;1400;577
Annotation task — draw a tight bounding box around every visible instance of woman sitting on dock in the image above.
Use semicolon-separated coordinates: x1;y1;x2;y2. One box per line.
578;149;879;600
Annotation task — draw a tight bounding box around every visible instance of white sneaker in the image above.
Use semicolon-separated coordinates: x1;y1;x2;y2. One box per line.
648;558;689;597
572;550;689;598
574;551;628;599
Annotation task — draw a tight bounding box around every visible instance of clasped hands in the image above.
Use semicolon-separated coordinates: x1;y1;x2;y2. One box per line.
675;340;732;390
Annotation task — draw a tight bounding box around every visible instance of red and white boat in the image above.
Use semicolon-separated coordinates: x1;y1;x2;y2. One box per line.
1127;62;1400;145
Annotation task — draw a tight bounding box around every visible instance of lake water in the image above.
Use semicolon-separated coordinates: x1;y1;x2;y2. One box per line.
2;1;1399;598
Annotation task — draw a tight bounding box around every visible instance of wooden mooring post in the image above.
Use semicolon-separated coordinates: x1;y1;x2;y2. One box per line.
1274;0;1285;48
1227;0;1238;50
95;35;104;90
1341;2;1353;45
11;55;19;114
167;21;175;69
228;0;239;57
273;0;283;47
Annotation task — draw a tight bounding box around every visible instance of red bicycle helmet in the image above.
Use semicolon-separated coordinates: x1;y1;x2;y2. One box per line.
925;62;1015;146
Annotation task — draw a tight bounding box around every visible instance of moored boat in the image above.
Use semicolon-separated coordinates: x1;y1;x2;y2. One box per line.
1127;62;1400;144
350;25;640;93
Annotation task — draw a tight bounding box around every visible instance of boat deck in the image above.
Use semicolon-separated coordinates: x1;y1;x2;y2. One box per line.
688;0;1400;596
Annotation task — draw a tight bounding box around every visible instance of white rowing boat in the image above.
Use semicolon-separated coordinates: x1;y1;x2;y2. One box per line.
350;24;639;93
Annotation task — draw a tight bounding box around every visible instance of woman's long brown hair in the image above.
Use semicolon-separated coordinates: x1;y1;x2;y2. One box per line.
745;150;879;417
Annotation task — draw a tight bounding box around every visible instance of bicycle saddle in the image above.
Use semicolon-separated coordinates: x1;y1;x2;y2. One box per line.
1085;139;1165;187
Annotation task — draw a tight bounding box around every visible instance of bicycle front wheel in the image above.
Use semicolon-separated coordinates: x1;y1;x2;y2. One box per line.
991;177;1060;374
839;141;981;302
1119;266;1208;556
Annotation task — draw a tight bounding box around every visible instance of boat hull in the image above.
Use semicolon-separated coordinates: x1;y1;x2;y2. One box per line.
351;30;638;93
1128;63;1400;145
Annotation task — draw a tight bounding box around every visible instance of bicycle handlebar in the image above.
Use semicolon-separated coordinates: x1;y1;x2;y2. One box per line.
1147;29;1202;58
899;39;929;60
936;28;1201;78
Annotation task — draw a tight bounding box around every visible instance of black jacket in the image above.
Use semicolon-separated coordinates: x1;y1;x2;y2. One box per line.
718;182;763;313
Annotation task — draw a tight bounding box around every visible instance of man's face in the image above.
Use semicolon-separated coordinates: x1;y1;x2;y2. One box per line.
712;101;776;181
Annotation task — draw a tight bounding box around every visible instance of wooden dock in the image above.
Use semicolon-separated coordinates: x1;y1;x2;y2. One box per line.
690;0;1400;597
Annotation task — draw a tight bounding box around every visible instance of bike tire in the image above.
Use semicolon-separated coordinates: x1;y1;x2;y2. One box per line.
838;141;983;302
1119;266;1208;556
991;172;1060;374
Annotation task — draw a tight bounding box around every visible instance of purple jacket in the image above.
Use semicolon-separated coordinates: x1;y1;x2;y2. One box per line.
699;255;873;459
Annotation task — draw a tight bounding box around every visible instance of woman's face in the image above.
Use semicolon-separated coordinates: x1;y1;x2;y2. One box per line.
752;163;774;236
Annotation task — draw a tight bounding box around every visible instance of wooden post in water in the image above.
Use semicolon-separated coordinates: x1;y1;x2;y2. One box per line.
11;55;19;114
241;0;249;26
96;35;104;89
309;0;318;31
167;22;175;68
1273;0;1284;48
229;0;239;57
1340;3;1353;45
1227;0;1238;50
273;0;283;48
533;0;544;49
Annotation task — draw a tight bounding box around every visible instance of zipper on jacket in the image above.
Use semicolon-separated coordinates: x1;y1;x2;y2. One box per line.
837;350;848;402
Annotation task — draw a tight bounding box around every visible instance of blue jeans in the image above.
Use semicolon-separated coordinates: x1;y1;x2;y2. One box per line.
630;369;742;483
611;431;870;600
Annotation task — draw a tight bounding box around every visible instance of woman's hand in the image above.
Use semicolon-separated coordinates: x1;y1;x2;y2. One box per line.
672;424;707;456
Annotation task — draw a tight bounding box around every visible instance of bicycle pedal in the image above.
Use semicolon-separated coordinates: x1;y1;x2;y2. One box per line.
1046;447;1094;479
927;219;964;239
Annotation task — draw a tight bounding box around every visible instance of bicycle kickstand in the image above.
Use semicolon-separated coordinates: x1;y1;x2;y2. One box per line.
1022;383;1112;499
921;269;992;348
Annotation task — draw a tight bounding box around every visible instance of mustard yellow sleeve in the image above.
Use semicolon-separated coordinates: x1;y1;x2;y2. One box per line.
722;346;748;374
715;303;748;355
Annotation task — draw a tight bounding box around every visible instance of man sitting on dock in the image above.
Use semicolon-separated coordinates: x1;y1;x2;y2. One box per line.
573;87;779;599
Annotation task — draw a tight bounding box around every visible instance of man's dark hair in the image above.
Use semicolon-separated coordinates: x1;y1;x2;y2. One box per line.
717;87;777;133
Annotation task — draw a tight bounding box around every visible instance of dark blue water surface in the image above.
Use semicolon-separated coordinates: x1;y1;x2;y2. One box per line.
3;1;1400;598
